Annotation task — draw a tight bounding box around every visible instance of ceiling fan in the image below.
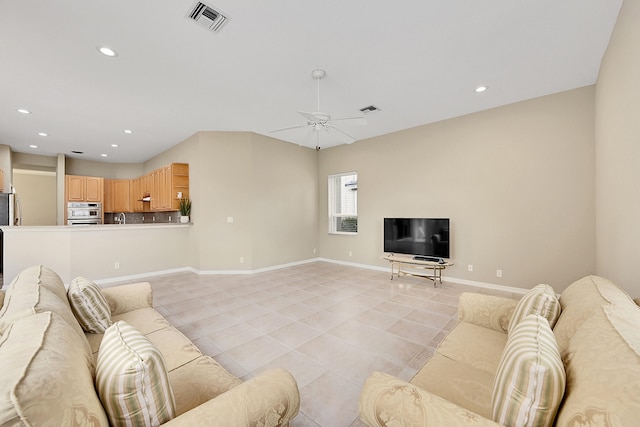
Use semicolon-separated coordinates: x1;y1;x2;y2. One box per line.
271;69;365;150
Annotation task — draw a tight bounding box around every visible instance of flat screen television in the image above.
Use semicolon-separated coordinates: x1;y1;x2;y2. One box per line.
384;218;450;260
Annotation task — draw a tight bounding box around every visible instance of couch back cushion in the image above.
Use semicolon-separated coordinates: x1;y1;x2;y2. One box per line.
555;304;640;426
0;265;88;346
492;315;565;427
0;311;108;426
508;284;561;335
553;275;635;356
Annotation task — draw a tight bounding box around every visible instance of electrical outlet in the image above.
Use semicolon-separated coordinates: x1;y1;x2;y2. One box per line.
313;248;316;254
239;257;244;263
227;217;234;223
348;251;353;257
497;269;503;277
114;261;120;270
468;264;473;272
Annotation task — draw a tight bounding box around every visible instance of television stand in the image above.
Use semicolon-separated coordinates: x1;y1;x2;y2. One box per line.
383;253;453;287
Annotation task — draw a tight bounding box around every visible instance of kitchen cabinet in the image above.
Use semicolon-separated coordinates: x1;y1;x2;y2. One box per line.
143;163;189;212
103;179;130;213
127;163;189;213
65;175;104;203
104;179;113;212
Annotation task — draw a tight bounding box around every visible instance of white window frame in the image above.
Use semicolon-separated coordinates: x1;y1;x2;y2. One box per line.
328;171;358;235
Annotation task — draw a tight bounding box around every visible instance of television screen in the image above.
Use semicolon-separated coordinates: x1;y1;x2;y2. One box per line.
384;218;450;259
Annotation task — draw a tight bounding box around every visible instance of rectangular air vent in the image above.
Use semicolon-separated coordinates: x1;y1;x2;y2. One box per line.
188;2;229;32
359;105;381;113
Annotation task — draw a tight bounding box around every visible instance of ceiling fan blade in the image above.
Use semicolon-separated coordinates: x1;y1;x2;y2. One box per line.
298;111;318;122
270;124;308;133
331;116;367;125
327;125;356;144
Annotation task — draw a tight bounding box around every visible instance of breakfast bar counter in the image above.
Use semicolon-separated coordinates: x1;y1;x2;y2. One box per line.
1;223;191;287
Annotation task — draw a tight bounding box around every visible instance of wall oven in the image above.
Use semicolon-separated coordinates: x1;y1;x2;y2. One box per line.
67;202;102;225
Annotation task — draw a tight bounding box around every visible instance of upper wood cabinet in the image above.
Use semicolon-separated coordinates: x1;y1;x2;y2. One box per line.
99;163;189;214
66;175;104;203
104;179;131;213
138;163;189;212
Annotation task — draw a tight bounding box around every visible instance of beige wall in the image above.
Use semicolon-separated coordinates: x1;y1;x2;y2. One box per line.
595;0;640;295
66;158;143;179
318;87;596;291
143;131;318;272
12;170;57;225
250;133;318;269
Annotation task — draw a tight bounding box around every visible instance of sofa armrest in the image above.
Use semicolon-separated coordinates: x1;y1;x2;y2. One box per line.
360;372;500;427
102;282;153;316
458;292;518;333
0;289;4;308
162;368;300;427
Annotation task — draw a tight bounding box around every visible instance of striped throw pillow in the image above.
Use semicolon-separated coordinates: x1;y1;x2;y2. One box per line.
508;284;560;335
492;315;565;427
68;276;112;333
96;321;176;427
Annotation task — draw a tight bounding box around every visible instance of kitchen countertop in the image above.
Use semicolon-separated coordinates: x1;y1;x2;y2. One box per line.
0;223;191;232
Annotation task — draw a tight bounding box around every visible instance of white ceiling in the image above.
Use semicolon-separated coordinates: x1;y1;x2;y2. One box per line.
0;0;622;163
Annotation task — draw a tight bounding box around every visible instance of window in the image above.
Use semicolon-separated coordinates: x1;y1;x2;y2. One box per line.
328;172;357;234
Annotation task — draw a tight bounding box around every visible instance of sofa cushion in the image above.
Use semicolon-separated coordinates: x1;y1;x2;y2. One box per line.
0;265;88;344
0;311;108;426
492;315;565;427
96;321;176;427
508;284;560;335
86;307;172;361
555;304;640;426
68;276;112;333
411;352;495;419
553;275;635;356
436;321;508;375
169;355;242;415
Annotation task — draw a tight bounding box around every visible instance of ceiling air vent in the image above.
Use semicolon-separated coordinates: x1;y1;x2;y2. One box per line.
188;2;229;32
359;105;381;113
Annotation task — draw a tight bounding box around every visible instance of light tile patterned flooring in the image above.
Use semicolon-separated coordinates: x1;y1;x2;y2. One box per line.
116;261;516;426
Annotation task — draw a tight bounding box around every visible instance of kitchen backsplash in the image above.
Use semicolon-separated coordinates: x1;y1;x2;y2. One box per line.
104;211;182;225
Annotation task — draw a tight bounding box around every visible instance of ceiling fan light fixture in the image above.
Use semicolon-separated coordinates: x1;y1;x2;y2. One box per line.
311;69;326;80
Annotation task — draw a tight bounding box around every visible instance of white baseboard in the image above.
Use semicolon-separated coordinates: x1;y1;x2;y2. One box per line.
94;257;528;295
95;267;193;287
317;257;528;295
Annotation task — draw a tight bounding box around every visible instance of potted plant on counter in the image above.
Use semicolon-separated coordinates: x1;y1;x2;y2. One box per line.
179;198;191;223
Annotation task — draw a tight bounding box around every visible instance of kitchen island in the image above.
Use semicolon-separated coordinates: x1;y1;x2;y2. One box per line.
1;223;191;286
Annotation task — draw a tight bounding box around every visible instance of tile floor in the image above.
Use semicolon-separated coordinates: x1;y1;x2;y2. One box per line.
114;261;517;426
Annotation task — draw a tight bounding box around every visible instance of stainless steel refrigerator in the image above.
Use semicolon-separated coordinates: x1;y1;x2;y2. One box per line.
0;192;21;278
0;192;20;227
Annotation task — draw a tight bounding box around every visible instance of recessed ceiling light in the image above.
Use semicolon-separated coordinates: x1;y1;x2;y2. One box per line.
38;132;48;137
475;85;488;93
97;46;118;57
111;144;119;148
29;145;38;149
101;154;108;157
17;108;31;114
123;129;133;134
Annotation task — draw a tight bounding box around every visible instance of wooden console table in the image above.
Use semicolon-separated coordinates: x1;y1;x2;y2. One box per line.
383;253;453;287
